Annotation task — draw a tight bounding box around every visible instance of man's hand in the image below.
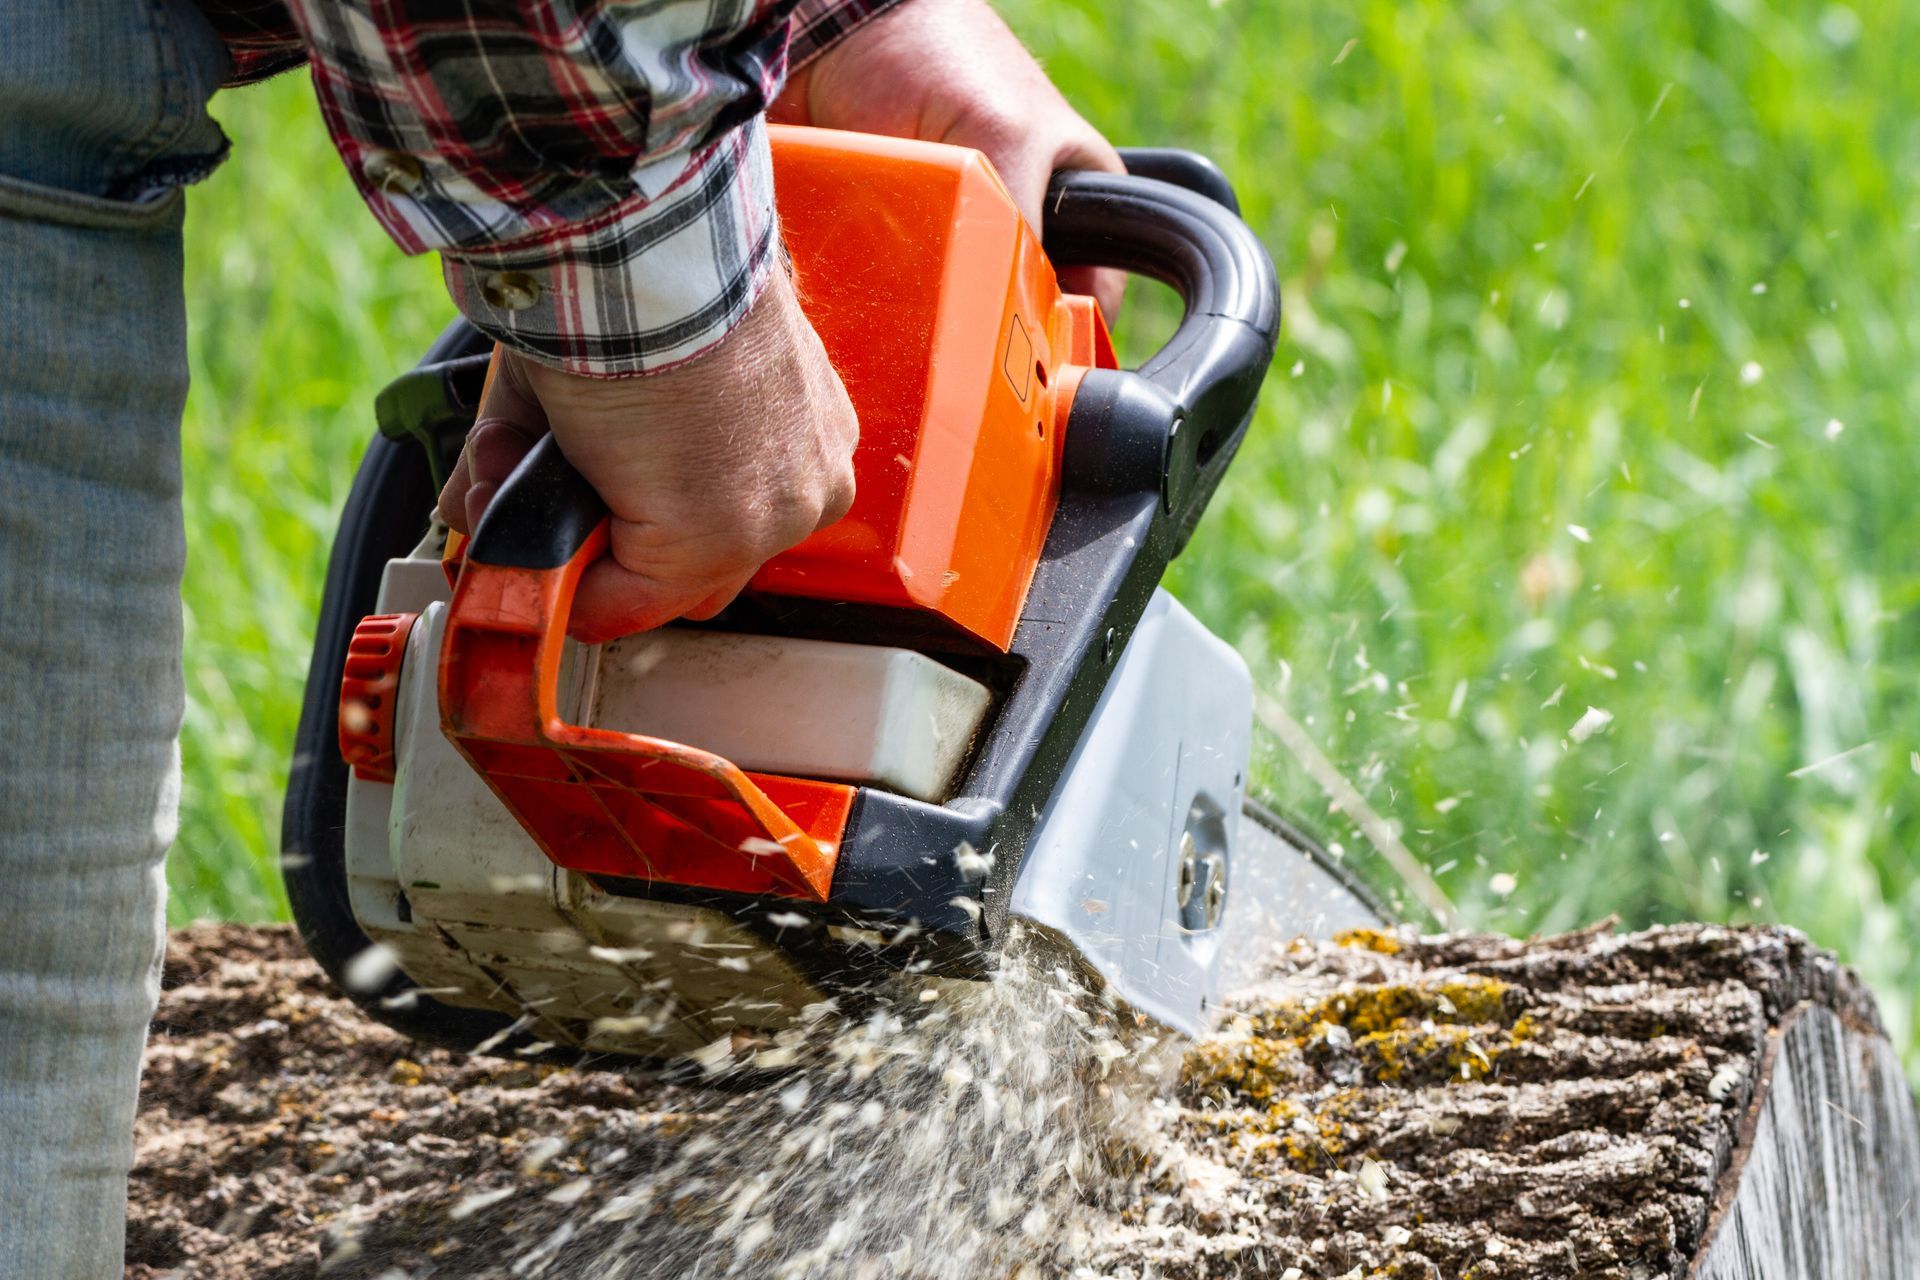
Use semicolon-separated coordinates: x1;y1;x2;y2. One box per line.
773;0;1128;317
437;268;858;643
443;0;1124;643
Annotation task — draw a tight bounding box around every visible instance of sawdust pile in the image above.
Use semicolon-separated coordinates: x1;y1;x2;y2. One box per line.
127;921;1876;1278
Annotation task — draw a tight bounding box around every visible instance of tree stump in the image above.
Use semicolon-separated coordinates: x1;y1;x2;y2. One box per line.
126;922;1919;1278
1086;922;1920;1279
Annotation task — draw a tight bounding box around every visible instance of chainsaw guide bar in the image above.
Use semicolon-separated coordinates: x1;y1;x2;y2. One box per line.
283;128;1381;1072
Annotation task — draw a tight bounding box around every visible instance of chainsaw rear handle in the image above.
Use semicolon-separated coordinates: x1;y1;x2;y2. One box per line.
465;152;1279;574
461;431;604;570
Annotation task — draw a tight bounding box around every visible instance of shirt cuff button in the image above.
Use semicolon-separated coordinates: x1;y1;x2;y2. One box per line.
480;271;543;311
361;149;425;196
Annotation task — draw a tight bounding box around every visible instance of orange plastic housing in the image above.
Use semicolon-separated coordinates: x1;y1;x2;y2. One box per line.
440;524;852;901
750;126;1116;652
427;128;1114;901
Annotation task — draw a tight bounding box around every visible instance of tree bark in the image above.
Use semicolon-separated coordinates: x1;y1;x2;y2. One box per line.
1084;922;1920;1279
126;922;1920;1279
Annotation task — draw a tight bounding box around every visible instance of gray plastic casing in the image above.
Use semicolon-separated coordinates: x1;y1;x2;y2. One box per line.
1011;589;1379;1033
1011;590;1250;1031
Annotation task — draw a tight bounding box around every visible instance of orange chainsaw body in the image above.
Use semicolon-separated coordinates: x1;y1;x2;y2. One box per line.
752;127;1114;651
350;128;1116;905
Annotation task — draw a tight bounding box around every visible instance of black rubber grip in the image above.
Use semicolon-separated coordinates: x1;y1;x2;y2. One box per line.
1112;147;1242;215
464;432;607;570
1044;158;1281;539
1043;165;1278;427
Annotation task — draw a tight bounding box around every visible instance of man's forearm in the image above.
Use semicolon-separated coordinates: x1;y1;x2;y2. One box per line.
272;0;913;376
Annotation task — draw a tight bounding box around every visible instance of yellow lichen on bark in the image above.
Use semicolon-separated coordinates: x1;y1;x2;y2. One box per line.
1333;927;1404;955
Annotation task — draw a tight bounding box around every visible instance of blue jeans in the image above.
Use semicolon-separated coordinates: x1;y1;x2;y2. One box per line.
0;2;229;1275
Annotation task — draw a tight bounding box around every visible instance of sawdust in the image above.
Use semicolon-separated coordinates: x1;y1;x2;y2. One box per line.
128;923;1161;1279
127;921;1877;1278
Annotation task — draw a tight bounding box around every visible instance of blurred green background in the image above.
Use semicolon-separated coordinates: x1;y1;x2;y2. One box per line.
175;0;1920;1065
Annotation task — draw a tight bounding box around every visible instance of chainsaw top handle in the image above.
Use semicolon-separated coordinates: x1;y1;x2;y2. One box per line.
1044;158;1279;551
463;150;1279;576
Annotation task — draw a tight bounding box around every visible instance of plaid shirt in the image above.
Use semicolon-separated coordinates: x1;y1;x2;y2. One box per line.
195;0;909;375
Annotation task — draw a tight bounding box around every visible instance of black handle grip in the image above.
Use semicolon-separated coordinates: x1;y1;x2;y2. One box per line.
1112;147;1242;215
466;433;607;570
1043;157;1280;539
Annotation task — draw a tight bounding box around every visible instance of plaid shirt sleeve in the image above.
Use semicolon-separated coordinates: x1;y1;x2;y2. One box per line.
268;0;910;376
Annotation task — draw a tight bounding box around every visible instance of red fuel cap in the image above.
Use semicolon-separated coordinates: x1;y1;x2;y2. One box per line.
339;612;419;783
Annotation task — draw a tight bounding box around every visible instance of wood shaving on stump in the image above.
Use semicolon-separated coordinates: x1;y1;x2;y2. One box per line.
126;920;1917;1279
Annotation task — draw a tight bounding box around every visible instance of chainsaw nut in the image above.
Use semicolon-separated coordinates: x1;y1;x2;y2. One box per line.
1176;831;1198;908
1203;855;1228;928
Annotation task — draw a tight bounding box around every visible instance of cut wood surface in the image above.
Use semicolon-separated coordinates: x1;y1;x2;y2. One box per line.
126;922;1919;1279
1691;1004;1920;1279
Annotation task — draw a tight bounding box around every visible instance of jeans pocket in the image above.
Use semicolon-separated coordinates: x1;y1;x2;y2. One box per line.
105;0;232;203
0;170;185;232
0;0;229;222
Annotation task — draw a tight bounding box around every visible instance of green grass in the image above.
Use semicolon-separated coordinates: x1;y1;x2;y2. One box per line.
178;0;1920;1066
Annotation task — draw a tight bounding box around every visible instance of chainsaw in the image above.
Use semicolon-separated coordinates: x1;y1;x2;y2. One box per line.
282;127;1381;1070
